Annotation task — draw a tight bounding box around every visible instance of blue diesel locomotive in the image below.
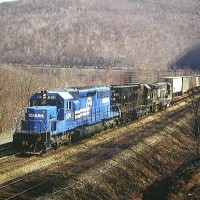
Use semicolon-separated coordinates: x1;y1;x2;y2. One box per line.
13;86;120;154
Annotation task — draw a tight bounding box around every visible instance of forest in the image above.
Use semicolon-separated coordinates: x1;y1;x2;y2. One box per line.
0;0;199;69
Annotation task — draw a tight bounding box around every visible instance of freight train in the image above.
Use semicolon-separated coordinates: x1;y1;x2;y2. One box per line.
12;75;200;154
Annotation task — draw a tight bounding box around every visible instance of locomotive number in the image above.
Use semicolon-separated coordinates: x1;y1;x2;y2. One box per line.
47;96;56;99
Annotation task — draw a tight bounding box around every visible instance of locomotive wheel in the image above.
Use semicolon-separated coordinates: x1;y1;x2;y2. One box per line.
71;131;80;143
102;125;108;131
52;142;58;150
13;139;22;151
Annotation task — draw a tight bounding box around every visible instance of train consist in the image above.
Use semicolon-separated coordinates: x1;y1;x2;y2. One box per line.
12;75;200;154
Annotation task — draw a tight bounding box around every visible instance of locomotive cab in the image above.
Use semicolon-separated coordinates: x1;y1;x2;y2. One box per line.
22;106;57;133
148;82;172;109
12;90;74;154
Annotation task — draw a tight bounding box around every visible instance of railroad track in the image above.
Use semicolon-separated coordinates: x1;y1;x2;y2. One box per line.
0;100;192;200
0;156;37;175
0;142;17;160
0;142;23;167
0;142;12;153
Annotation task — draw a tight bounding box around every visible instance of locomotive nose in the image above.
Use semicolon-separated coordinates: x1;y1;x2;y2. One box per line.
23;106;57;133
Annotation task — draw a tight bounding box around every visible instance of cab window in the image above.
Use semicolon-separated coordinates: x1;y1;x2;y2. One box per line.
46;99;56;106
30;100;37;106
67;101;72;110
41;99;46;105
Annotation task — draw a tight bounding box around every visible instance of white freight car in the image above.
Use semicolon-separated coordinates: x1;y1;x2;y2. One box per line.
160;77;182;95
182;76;192;93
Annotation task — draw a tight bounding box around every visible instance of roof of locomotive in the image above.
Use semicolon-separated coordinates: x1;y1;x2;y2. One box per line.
141;84;151;90
49;86;109;93
46;86;110;99
156;82;169;85
152;82;171;87
56;92;73;99
111;84;140;88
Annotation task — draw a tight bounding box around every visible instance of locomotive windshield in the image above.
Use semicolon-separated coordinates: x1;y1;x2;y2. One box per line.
30;99;56;106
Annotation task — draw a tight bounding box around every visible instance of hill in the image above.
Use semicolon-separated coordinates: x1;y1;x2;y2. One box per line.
0;0;200;69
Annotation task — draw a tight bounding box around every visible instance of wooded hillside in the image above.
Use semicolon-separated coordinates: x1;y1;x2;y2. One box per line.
0;0;199;69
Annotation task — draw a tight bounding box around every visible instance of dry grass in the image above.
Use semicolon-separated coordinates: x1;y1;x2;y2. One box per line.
40;109;197;200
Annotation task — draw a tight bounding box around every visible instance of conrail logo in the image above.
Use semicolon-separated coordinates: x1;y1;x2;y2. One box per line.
29;113;44;118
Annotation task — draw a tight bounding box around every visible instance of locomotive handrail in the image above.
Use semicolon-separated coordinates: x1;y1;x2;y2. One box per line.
11;107;28;136
40;120;50;148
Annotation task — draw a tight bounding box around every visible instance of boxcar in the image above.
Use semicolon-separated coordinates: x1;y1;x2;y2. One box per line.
160;77;182;95
182;76;192;93
190;76;196;88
